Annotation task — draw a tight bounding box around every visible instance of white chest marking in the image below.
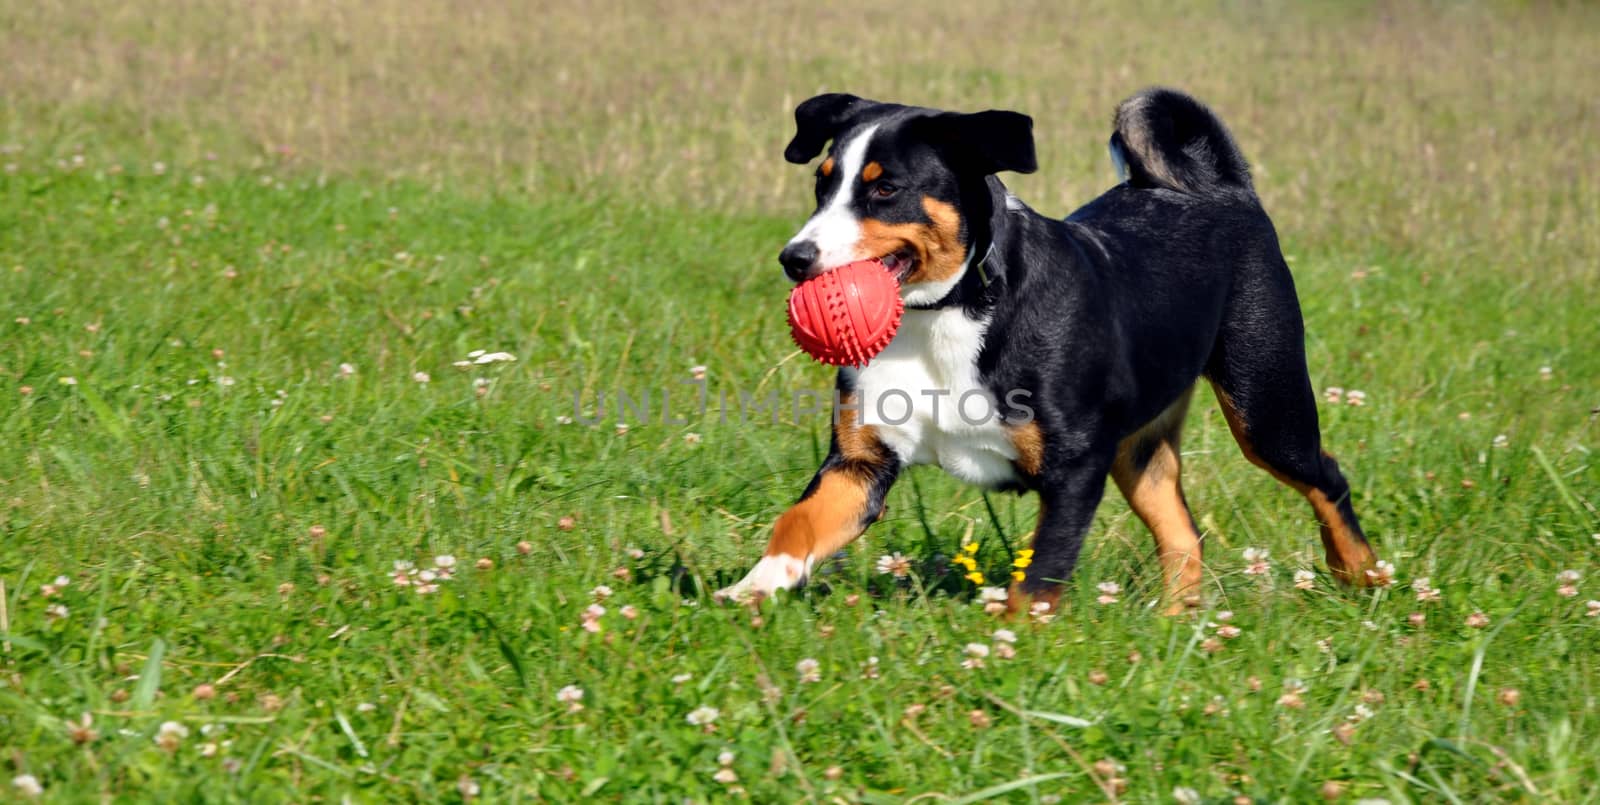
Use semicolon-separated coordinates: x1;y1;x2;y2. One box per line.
847;307;1020;486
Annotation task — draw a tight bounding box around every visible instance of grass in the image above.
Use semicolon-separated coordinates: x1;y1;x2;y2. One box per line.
3;1;1600;801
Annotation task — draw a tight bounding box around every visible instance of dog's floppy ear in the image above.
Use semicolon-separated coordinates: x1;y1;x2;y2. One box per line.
918;110;1038;176
784;93;872;164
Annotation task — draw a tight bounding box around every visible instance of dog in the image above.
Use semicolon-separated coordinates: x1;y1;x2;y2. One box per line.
718;88;1379;614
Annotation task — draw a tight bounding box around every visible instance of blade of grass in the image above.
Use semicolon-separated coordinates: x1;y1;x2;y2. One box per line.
132;638;166;711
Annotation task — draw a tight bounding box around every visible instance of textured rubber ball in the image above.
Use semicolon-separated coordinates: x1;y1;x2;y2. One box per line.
786;259;904;367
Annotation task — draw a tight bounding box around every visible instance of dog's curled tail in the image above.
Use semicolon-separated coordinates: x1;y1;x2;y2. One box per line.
1109;88;1253;195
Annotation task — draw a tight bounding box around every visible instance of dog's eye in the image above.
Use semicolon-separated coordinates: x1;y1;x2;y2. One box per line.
872;182;898;199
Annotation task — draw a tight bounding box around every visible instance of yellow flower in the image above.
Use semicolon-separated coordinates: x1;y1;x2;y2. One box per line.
953;555;976;571
1016;549;1035;560
962;542;979;554
1011;571;1026;583
1012;556;1032;569
964;571;985;585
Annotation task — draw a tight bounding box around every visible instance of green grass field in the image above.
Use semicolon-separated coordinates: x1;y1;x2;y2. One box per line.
3;1;1599;801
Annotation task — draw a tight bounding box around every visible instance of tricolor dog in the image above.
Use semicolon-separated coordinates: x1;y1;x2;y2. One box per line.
720;88;1380;614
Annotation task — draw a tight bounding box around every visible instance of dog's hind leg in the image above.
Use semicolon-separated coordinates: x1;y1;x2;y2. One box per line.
1111;388;1205;613
1205;261;1378;585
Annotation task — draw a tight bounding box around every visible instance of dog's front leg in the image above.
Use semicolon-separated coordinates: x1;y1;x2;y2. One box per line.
717;459;898;602
1009;449;1114;616
718;401;899;602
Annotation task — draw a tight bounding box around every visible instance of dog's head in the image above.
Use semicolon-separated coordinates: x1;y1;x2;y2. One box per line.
778;94;1036;305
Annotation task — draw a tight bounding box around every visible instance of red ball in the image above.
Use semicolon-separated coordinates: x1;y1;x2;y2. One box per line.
787;259;905;367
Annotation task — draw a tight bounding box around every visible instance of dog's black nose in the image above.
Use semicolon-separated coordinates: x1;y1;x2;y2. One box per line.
779;241;820;282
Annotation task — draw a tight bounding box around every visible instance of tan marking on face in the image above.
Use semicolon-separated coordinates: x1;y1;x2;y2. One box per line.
762;471;872;562
861;161;883;182
1008;421;1044;476
857;196;967;284
820;156;835;177
1211;384;1376;585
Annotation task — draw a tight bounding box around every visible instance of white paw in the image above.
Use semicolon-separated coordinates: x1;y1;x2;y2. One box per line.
715;554;810;603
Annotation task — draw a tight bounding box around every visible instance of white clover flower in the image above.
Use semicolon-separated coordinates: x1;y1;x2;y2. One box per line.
1366;560;1396;587
1095;581;1121;604
875;553;912;577
556;685;585;713
961;642;991;669
686;706;720;726
1412;577;1441;602
155;721;189;751
12;775;43;798
1557;569;1581;597
796;658;821;683
1242;547;1271;575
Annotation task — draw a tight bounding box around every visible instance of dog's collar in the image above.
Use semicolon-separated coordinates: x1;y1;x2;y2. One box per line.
906;241;994;311
973;242;995;287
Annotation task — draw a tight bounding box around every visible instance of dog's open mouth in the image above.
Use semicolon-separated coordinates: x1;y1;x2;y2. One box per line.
879;248;916;284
